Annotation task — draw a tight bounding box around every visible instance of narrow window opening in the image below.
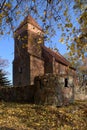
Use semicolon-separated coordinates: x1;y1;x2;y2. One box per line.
19;67;22;73
65;78;68;87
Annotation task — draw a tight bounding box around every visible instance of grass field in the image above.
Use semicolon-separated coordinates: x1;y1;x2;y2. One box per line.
0;100;87;130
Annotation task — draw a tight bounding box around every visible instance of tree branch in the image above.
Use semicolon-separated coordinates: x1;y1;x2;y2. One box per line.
0;0;6;12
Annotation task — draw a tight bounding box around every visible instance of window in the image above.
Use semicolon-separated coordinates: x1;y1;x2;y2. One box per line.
18;67;22;73
65;78;68;87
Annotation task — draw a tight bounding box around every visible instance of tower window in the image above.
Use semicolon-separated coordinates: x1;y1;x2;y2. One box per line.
19;67;22;73
65;78;68;87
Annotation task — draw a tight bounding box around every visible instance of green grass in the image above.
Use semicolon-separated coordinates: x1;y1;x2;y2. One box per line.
0;100;87;130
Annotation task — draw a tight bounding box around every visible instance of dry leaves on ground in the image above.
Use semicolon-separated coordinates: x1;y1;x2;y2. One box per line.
0;100;87;130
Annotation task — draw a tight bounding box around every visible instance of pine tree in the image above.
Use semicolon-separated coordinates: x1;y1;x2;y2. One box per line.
0;69;11;87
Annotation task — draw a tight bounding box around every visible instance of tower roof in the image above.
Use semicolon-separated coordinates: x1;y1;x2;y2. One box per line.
15;15;43;32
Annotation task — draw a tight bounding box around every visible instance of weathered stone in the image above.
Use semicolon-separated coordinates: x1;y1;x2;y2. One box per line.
34;74;74;106
0;85;35;103
0;74;75;106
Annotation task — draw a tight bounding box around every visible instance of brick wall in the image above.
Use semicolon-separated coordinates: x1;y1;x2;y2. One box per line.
13;55;30;87
30;55;44;85
42;48;53;73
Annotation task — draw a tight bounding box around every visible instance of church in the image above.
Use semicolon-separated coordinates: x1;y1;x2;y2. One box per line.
13;15;76;87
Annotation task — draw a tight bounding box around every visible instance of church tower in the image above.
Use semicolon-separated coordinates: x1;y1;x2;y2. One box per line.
13;15;44;86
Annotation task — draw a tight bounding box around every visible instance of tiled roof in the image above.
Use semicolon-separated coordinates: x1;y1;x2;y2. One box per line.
42;46;75;70
15;15;43;32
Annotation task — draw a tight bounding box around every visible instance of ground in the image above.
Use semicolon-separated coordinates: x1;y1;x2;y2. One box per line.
0;100;87;130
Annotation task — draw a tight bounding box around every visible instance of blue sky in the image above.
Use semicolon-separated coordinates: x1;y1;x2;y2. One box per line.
0;32;67;84
0;36;14;83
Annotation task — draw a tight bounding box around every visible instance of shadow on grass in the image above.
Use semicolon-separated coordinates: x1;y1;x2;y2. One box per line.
0;127;15;130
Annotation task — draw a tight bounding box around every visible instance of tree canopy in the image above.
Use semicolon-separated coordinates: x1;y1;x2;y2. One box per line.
0;0;87;60
0;69;11;87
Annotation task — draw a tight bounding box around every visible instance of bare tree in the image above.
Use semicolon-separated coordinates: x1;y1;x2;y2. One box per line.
0;57;9;69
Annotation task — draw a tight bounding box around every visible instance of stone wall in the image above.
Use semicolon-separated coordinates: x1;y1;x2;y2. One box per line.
30;55;44;85
0;74;75;106
75;85;87;100
34;74;74;106
0;85;35;103
13;53;30;87
42;48;53;73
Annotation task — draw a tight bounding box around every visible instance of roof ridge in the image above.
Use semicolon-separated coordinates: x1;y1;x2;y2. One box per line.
42;46;70;66
55;51;70;65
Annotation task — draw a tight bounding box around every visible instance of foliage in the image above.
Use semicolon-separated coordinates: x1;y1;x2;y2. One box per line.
72;0;87;60
0;69;11;87
0;0;87;60
77;57;87;86
78;57;87;74
0;100;87;129
0;57;11;87
64;53;87;86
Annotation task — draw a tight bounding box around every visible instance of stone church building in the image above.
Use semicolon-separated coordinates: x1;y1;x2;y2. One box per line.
13;15;76;87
